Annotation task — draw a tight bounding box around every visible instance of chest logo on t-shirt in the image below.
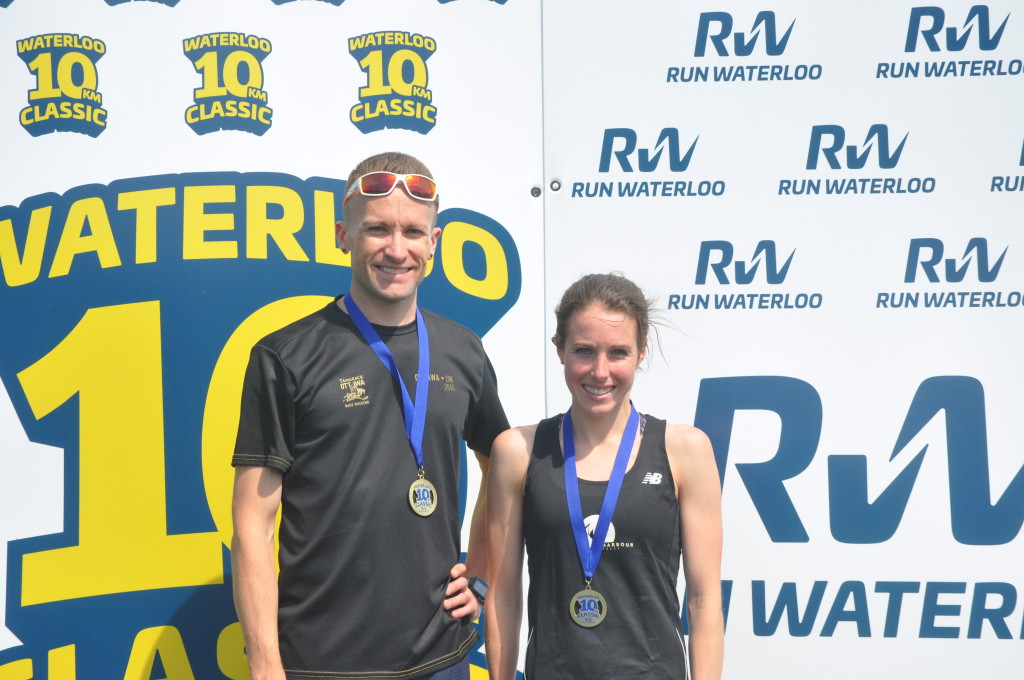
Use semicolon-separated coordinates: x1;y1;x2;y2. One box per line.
338;375;369;407
418;371;458;393
583;515;634;550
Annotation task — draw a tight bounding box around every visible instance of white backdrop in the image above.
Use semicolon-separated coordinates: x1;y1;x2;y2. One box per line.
541;2;1023;678
1;0;1021;678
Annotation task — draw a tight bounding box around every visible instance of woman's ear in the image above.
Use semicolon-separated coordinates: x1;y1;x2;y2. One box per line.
553;335;565;365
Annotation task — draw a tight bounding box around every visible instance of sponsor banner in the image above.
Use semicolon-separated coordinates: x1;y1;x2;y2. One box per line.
2;0;1022;678
1;0;543;677
542;2;1022;679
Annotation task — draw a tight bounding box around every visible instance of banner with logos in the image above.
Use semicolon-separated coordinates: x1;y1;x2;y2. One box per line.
541;2;1022;679
0;0;541;677
1;1;1021;679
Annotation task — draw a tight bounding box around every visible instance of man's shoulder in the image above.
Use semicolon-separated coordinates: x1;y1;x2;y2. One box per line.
255;301;341;355
420;308;484;347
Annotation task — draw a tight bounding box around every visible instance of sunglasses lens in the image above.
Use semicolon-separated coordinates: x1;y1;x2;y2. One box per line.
404;175;437;200
359;172;399;196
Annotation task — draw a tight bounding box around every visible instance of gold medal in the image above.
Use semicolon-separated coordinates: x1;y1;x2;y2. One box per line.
408;476;437;516
569;586;606;627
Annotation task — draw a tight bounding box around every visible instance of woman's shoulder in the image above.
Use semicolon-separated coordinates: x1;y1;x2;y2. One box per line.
663;423;718;482
496;413;568;466
490;423;543;486
493;423;539;455
664;422;713;454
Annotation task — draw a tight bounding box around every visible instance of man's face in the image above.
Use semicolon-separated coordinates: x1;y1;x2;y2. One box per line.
336;189;440;319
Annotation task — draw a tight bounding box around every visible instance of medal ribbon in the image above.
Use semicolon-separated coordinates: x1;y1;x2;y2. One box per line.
344;295;429;471
562;405;640;582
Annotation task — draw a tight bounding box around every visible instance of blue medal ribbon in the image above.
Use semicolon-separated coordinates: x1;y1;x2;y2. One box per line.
344;295;429;471
562;405;640;583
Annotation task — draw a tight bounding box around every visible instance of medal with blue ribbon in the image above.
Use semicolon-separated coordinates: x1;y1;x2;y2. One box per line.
562;404;641;627
345;295;436;517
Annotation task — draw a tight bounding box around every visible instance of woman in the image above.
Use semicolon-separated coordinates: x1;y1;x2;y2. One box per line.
486;273;723;680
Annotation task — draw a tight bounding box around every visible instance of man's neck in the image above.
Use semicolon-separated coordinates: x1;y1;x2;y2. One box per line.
339;290;418;326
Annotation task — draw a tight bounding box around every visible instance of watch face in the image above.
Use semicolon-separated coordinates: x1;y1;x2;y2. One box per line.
469;578;488;601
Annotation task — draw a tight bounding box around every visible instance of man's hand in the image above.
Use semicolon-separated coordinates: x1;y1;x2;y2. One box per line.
443;562;482;620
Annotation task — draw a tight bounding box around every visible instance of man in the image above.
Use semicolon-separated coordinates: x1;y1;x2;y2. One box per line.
231;152;508;680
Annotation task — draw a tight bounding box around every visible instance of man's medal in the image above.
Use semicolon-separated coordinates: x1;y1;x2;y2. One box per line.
345;295;435;516
562;405;640;627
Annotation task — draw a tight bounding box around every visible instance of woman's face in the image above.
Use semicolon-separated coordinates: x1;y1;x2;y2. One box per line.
557;303;645;419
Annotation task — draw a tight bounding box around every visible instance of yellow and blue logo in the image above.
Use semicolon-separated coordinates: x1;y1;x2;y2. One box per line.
183;32;273;136
17;33;108;137
349;30;437;134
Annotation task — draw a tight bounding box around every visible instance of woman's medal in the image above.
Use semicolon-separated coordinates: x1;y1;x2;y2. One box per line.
562;405;640;627
345;295;435;517
568;583;607;627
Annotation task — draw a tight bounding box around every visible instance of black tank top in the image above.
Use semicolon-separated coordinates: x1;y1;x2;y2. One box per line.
522;414;688;679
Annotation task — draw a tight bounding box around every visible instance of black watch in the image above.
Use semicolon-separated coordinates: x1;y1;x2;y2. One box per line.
467;576;488;603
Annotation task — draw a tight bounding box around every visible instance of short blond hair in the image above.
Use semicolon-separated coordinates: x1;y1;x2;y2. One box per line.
342;151;438;224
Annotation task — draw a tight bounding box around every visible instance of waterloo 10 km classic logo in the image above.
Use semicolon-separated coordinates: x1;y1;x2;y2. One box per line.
183;32;273;136
349;31;437;134
17;34;108;138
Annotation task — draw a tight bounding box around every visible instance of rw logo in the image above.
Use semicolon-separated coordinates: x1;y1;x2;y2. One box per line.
599;128;697;172
696;241;794;285
806;125;908;170
695;376;1024;545
905;5;1008;52
905;238;1007;283
694;11;794;57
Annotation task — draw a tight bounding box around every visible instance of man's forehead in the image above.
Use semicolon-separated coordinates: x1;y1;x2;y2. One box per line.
352;193;438;227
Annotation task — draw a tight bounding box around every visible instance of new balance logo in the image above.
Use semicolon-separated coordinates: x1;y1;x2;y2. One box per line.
642;472;664;485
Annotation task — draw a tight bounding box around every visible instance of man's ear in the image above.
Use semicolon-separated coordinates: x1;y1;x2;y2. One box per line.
429;225;441;258
336;220;349;252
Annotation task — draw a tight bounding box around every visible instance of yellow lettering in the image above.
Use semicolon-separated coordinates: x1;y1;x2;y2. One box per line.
123;627;194;680
18;302;222;605
314;190;346;266
183;185;237;259
245;186;308;261
0;658;33;680
440;221;508;300
387;49;427;97
216;623;249;680
0;205;52;287
49;196;121;279
0;644;79;680
118;188;176;264
49;645;76;680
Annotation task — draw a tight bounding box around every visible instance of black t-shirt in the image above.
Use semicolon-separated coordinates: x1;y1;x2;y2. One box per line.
522;414;688;679
233;299;508;678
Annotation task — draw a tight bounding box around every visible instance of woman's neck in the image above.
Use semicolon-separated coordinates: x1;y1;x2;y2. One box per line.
568;401;634;456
